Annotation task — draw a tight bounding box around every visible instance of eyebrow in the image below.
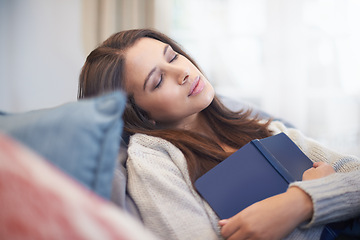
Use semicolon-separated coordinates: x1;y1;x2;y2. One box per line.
143;45;170;90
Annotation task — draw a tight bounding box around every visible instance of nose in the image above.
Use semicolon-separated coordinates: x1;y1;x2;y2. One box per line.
177;68;190;85
181;74;189;85
167;64;189;85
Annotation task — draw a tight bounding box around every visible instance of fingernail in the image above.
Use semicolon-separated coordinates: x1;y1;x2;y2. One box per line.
218;219;229;226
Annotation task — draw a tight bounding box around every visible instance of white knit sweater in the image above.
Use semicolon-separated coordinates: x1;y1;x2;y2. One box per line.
126;121;360;240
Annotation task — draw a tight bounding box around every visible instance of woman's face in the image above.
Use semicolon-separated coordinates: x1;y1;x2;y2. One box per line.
124;37;215;129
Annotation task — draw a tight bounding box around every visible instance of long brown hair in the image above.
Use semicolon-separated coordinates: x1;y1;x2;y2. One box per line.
78;28;272;184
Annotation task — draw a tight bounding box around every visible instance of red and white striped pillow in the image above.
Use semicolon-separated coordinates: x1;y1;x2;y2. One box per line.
0;133;157;240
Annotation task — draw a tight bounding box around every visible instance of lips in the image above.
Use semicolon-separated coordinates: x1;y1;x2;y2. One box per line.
188;76;204;97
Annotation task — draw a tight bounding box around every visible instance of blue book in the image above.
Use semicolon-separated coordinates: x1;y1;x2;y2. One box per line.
195;132;313;220
195;132;353;239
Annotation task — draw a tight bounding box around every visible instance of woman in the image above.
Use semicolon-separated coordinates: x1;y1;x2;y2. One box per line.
78;29;360;240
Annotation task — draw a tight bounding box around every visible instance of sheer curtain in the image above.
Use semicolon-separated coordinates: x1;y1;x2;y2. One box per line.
2;0;358;155
0;0;159;112
82;0;159;55
155;0;360;156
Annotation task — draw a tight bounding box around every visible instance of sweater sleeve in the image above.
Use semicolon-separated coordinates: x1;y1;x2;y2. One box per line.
269;121;360;228
126;134;221;240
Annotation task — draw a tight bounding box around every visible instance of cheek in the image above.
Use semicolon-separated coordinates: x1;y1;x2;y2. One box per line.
135;89;185;120
150;90;185;119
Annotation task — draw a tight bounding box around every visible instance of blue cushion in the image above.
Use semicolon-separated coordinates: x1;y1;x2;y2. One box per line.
0;91;126;200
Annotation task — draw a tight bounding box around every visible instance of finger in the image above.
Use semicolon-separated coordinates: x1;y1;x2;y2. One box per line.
313;162;323;168
219;219;229;227
220;218;241;238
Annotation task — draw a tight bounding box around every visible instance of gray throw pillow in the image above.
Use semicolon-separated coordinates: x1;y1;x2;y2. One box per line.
0;91;126;199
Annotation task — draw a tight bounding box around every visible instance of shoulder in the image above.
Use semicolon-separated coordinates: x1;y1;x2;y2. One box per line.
268;121;360;170
268;120;323;155
126;133;194;198
268;120;309;145
128;133;180;155
268;120;294;134
127;133;188;170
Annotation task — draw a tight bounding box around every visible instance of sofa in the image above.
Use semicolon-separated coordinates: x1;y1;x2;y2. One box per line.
0;91;158;240
0;91;289;239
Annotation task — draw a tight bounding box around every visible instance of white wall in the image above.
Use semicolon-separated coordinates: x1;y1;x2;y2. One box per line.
0;0;85;112
1;0;359;156
167;0;360;156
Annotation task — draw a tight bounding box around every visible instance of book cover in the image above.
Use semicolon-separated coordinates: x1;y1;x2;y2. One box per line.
195;132;313;220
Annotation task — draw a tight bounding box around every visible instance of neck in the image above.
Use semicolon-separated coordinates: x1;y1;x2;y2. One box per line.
181;113;213;137
180;113;237;153
158;113;237;153
157;112;211;136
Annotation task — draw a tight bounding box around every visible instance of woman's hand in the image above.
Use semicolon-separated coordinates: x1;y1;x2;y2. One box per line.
219;187;313;240
218;162;335;240
302;162;335;181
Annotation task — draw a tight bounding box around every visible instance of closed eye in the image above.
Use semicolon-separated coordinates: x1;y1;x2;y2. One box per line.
169;53;178;63
154;74;163;89
152;48;178;90
155;54;176;90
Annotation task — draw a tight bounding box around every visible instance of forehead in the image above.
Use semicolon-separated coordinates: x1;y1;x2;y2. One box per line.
124;38;166;92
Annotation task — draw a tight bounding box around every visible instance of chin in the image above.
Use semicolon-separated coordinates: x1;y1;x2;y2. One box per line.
206;85;215;101
201;88;215;110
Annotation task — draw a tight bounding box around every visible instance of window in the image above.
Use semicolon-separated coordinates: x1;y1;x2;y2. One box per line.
160;0;360;155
